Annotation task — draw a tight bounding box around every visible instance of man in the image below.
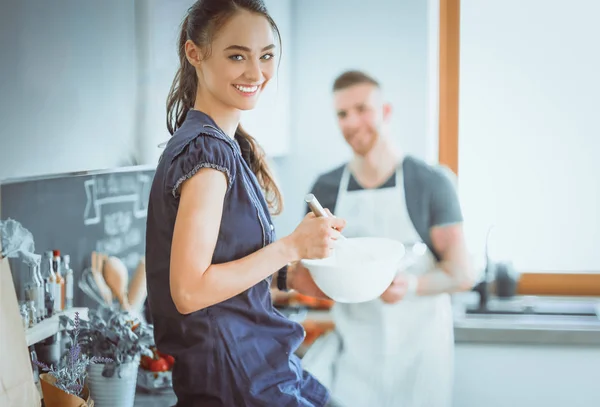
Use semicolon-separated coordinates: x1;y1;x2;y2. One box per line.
301;70;475;407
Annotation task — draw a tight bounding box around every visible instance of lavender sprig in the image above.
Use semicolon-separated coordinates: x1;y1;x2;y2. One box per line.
33;311;113;398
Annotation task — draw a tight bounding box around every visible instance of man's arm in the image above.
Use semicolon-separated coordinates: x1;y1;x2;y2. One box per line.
381;166;475;303
381;223;474;302
416;223;475;295
416;166;475;295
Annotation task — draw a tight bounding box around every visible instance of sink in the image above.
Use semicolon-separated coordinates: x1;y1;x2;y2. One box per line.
466;307;597;317
463;297;600;319
457;311;600;331
454;295;600;335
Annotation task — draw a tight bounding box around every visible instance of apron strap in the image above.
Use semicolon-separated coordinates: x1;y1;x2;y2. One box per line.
336;164;352;204
336;163;405;213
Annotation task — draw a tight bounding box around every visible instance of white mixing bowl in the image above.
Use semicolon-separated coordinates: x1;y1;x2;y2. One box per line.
300;237;406;303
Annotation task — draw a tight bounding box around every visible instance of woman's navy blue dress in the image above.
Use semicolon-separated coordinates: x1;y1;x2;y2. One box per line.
145;109;329;406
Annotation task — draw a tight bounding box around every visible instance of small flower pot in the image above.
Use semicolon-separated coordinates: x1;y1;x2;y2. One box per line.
39;373;94;407
86;361;139;407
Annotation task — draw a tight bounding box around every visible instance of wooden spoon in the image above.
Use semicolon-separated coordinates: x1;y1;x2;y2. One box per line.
91;251;113;305
127;256;147;313
103;256;130;311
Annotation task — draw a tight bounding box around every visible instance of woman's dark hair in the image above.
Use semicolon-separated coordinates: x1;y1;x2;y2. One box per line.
166;0;283;214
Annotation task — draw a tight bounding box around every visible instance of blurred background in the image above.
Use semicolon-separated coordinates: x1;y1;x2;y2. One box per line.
1;1;599;406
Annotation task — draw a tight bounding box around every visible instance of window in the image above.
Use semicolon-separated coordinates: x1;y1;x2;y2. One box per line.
438;0;600;296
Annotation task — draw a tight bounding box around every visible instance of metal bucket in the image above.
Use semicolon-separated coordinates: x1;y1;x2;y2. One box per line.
87;361;138;407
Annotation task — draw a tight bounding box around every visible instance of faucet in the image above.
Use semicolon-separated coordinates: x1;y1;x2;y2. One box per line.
472;225;494;310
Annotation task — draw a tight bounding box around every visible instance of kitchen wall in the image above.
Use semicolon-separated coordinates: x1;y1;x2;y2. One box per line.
458;0;600;271
0;0;293;180
271;0;437;235
1;0;438;238
0;0;139;181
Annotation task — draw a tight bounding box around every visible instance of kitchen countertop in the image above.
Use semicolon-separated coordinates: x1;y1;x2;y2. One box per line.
453;312;600;345
134;388;177;407
301;294;600;346
453;293;600;345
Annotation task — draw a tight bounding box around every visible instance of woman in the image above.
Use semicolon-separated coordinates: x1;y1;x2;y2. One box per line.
145;1;346;406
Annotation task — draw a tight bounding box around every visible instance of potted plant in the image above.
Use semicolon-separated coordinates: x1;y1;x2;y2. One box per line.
61;307;154;407
34;311;111;407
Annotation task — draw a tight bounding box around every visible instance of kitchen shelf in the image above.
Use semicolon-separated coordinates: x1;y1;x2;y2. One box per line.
25;307;88;346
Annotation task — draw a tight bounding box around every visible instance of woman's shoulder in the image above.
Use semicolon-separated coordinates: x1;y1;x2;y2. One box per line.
161;125;240;199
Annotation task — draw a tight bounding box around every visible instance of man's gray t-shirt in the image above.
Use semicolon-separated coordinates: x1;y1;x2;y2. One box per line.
306;156;463;261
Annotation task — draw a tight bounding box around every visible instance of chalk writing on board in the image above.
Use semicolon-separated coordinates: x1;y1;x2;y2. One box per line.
123;252;143;270
83;173;151;226
104;211;133;236
96;228;142;256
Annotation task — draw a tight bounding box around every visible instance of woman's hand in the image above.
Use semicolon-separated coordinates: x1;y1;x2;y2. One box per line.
283;212;346;261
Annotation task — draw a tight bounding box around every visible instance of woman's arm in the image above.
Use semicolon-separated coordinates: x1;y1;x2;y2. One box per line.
170;168;344;314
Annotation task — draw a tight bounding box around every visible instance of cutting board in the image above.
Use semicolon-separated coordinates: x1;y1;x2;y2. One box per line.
0;242;41;406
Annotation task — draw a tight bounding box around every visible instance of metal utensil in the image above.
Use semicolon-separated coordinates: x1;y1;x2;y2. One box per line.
304;194;346;240
79;267;112;308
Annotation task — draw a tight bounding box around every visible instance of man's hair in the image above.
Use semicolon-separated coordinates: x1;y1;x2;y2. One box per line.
332;70;380;92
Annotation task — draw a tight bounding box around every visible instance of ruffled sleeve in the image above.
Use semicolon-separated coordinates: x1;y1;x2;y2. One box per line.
165;133;237;199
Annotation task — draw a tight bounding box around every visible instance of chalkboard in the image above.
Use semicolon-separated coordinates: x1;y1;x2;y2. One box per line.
0;165;155;310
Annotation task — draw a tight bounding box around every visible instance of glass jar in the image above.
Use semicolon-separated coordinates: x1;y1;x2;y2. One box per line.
19;302;29;329
26;300;37;328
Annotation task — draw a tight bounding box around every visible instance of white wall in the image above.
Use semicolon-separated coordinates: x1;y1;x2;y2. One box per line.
0;0;293;180
0;0;138;181
272;0;436;235
240;0;293;157
458;0;600;271
0;0;436;239
135;0;194;166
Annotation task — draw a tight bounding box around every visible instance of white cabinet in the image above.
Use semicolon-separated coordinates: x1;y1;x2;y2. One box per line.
453;343;600;407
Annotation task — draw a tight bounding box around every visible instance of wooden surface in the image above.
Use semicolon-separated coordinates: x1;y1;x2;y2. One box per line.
517;272;600;296
438;0;460;175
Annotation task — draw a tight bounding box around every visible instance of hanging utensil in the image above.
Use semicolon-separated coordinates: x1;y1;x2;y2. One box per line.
91;251;113;305
79;268;112;308
103;256;130;311
127;257;147;313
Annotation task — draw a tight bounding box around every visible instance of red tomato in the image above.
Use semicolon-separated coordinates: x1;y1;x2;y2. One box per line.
164;354;175;367
149;357;169;372
155;351;174;368
140;355;153;370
